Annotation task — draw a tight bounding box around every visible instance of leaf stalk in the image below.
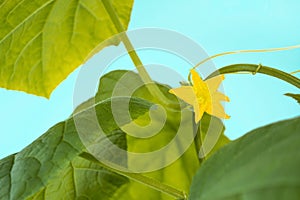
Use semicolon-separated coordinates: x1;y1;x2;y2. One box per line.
102;0;171;105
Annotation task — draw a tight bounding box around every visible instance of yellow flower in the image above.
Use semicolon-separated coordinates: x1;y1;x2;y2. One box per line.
169;69;230;123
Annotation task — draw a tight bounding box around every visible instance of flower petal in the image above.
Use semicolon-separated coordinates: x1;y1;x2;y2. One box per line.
169;86;197;105
190;69;208;94
207;102;230;119
194;103;205;123
190;69;202;85
205;75;224;92
213;91;230;102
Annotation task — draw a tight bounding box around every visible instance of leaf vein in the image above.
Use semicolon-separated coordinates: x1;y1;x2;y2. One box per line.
9;31;42;81
0;0;54;45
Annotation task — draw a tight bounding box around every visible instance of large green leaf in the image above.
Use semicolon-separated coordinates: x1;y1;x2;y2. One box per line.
0;0;133;97
0;97;152;199
95;70;230;199
189;117;300;200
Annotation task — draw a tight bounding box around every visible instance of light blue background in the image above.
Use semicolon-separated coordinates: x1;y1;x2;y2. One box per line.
1;0;299;158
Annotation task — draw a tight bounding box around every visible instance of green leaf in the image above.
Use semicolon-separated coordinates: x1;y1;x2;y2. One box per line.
96;70;143;102
0;97;152;199
0;69;230;199
0;154;15;200
27;155;128;200
189;116;300;200
0;0;133;97
285;93;300;104
95;70;229;199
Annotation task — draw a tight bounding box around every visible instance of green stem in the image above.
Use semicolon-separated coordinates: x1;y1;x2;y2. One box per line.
102;0;171;105
205;64;300;88
192;114;205;162
80;152;187;200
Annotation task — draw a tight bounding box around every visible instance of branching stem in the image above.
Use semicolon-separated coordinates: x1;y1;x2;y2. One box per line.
206;64;300;89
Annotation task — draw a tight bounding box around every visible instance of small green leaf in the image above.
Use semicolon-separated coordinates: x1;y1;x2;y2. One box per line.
285;93;300;104
189;117;300;200
95;70;199;199
0;0;133;97
95;70;229;199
